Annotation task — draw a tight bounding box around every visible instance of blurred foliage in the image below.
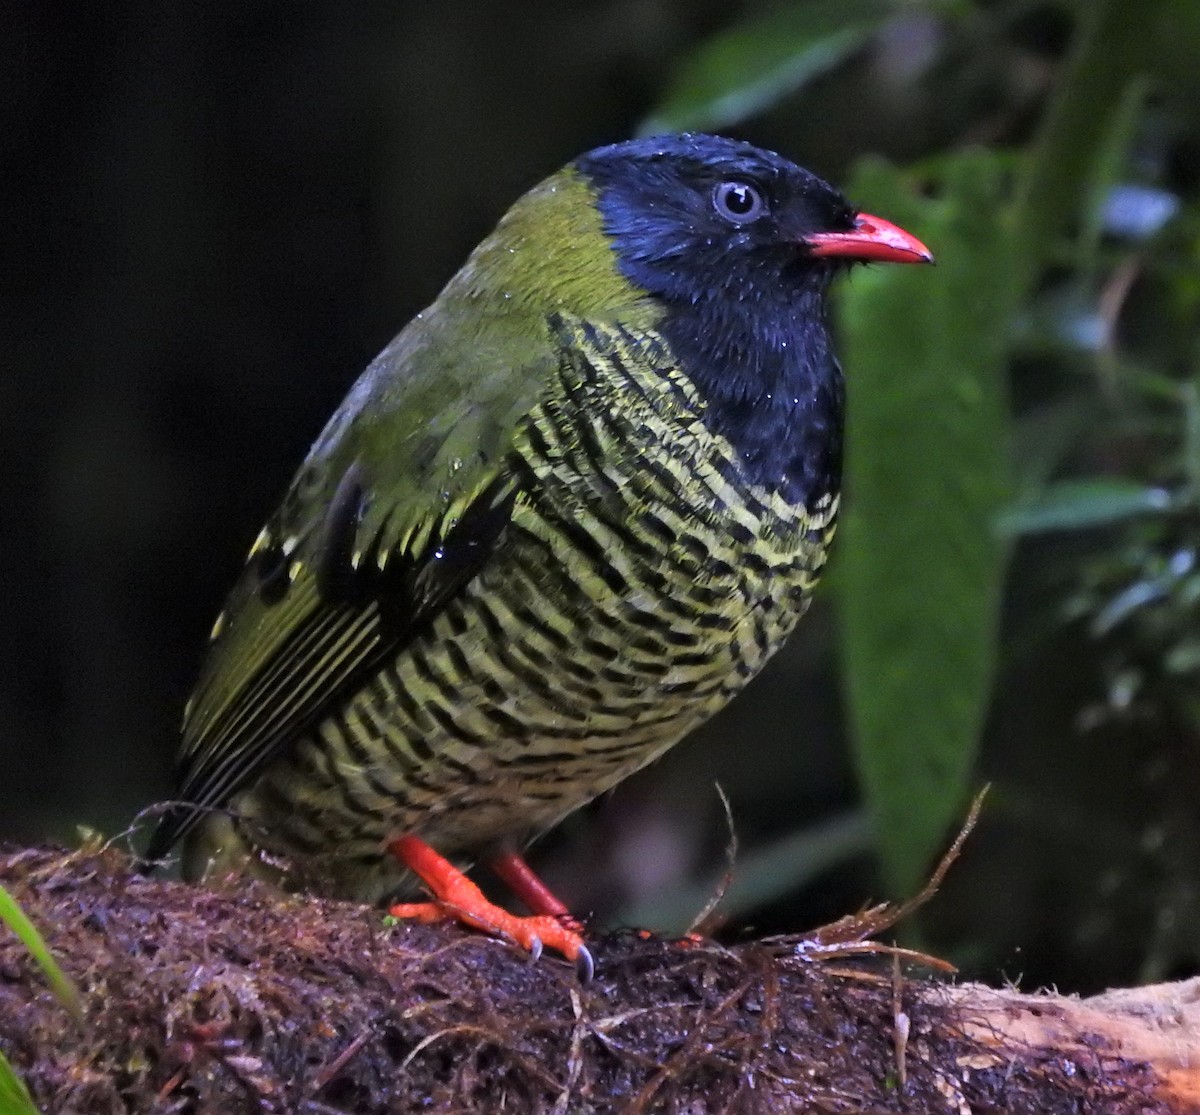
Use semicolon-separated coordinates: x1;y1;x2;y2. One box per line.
637;0;1200;974
4;0;1200;994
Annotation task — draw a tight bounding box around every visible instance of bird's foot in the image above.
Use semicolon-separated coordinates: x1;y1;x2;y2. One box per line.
485;847;585;936
387;835;592;979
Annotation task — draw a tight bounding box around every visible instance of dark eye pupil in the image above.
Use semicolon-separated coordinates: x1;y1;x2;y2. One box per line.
725;185;754;213
715;181;763;222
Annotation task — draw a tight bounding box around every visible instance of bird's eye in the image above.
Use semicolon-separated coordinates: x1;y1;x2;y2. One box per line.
713;181;766;224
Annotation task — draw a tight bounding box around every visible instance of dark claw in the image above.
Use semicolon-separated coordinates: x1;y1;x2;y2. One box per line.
528;935;543;964
575;944;595;983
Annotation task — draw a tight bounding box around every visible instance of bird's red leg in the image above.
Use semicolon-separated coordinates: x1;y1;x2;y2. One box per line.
486;849;583;932
386;835;592;977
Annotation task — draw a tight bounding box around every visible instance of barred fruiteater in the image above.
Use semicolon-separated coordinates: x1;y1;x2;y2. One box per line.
145;133;932;974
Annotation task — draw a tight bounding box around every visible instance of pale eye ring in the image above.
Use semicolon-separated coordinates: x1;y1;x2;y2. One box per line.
713;180;766;223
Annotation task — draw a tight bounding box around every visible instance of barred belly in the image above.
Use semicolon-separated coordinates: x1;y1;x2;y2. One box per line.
232;321;838;894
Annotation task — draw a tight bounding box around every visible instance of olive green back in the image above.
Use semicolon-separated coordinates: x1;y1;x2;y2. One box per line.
153;169;661;854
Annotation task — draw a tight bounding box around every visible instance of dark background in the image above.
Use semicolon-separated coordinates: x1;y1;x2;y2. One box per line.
5;1;1199;994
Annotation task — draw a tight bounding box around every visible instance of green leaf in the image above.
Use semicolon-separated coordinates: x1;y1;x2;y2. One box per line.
0;885;82;1023
836;150;1013;893
0;1053;40;1115
998;479;1174;537
639;0;891;135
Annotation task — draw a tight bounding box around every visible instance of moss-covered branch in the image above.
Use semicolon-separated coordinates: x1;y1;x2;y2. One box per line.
0;847;1196;1114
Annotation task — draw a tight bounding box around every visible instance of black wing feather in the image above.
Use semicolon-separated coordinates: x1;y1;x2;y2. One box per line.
142;469;519;865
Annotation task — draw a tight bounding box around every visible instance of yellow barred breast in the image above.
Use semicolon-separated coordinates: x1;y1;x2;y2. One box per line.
211;317;838;899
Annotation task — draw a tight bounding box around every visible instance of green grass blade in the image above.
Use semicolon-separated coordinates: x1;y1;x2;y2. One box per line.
835;151;1014;893
0;885;82;1023
0;1053;41;1115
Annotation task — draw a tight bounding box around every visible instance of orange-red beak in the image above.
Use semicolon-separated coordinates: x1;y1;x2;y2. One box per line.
805;212;934;265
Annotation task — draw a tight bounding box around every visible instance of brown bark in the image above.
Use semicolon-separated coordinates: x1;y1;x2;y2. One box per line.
1;845;1197;1114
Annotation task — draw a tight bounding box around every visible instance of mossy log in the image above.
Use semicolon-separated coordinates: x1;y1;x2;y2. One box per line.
1;846;1197;1114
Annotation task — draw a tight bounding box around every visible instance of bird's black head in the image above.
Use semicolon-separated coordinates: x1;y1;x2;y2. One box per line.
577;133;863;309
574;133;931;507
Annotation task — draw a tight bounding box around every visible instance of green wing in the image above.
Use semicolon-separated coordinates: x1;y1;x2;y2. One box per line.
146;305;559;860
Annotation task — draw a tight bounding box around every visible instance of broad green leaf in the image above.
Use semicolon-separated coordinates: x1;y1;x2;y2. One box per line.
639;0;891;136
0;1053;40;1115
0;885;81;1023
998;479;1174;537
836;151;1013;893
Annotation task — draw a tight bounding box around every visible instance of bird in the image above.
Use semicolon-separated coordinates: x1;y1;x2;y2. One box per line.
144;133;932;977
